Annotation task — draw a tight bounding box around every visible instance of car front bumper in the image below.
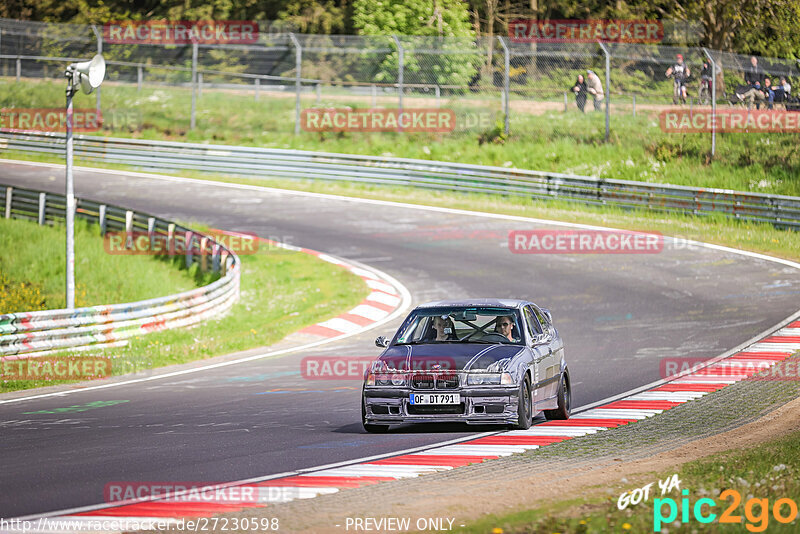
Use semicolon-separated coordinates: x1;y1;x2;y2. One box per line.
363;386;520;425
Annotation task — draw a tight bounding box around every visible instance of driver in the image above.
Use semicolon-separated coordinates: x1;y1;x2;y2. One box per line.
431;316;457;341
494;315;517;342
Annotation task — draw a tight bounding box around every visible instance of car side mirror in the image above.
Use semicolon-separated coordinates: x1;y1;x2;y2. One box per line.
375;336;389;348
542;308;553;323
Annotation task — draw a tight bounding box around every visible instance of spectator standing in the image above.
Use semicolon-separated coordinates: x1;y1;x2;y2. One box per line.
586;70;605;111
572;74;588;112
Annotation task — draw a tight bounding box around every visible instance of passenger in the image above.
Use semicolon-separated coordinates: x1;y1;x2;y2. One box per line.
494;315;516;342
431;316;457;341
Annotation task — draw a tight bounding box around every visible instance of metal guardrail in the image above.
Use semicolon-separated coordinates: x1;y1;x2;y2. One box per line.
0;183;240;358
2;131;799;229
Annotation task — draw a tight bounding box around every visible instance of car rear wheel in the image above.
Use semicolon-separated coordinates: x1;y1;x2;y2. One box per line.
544;372;571;420
514;375;533;430
362;390;390;433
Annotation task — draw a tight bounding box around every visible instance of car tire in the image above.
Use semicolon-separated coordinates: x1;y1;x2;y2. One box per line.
544;372;571;420
514;375;533;430
362;391;390;433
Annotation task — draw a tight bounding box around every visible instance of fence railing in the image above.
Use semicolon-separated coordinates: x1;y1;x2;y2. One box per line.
2;131;798;229
0;183;241;358
3;17;800;153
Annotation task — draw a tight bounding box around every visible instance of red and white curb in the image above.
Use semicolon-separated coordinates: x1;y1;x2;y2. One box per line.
10;319;798;532
220;232;405;342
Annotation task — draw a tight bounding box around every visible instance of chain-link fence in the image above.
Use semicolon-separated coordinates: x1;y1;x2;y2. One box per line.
2;18;800;153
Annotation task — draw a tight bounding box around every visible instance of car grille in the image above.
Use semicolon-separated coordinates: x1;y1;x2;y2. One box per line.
410;373;459;390
411;374;434;389
407;403;465;415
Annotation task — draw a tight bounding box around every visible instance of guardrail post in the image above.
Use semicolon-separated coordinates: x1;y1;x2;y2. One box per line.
185;230;193;268
98;204;107;235
190;42;198;130
147;217;156;250
563;92;568;112
371;84;377;107
435;85;440;108
137;65;143;91
16;56;21;81
38;192;46;225
5;187;11;218
316;82;321;103
393;35;404;115
255;78;260;101
212;243;220;273
497;36;510;135
198;72;203;98
289;33;302;135
125;210;134;249
200;236;209;271
167;223;175;255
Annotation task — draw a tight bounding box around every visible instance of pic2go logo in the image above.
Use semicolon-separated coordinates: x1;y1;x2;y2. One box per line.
654;489;798;532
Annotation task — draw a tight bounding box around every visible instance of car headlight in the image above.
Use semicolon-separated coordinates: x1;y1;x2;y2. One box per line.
365;372;375;386
373;373;405;386
468;373;500;385
467;372;514;385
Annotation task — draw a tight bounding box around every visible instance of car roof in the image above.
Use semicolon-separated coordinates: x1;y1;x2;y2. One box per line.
415;298;530;310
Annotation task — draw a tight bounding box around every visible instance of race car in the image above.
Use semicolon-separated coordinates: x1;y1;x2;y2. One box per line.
361;299;570;432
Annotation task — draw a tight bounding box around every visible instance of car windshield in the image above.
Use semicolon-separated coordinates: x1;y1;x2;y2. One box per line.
395;306;524;345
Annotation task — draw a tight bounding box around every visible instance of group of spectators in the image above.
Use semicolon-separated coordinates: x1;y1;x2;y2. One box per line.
570;70;605;112
567;54;794;112
735;56;792;109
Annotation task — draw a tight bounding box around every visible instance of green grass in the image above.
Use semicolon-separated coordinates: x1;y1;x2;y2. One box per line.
0;217;370;393
455;429;800;533
2;77;799;196
0;216;202;311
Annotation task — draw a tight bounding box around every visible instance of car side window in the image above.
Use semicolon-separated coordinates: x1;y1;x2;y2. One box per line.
523;307;542;341
532;306;552;335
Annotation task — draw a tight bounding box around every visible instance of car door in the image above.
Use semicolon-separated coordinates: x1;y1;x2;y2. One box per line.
530;305;561;402
522;306;549;409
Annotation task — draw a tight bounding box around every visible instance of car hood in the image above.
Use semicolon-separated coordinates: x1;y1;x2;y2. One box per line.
378;343;523;372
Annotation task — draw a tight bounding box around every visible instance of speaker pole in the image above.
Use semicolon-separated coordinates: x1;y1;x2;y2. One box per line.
65;70;76;310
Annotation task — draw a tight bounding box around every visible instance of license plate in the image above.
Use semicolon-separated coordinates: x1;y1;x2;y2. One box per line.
409;393;461;405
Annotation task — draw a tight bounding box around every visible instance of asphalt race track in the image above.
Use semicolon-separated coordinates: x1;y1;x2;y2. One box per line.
2;161;800;518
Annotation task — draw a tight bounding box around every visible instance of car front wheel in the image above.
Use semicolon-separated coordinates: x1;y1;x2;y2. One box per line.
514;375;533;429
544;372;571;420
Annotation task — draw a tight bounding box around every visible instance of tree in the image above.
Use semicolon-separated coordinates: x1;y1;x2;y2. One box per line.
352;0;479;87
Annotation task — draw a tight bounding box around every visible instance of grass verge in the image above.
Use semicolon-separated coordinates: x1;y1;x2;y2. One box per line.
2;77;799;196
455;429;800;533
0;216;203;311
1;218;370;393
